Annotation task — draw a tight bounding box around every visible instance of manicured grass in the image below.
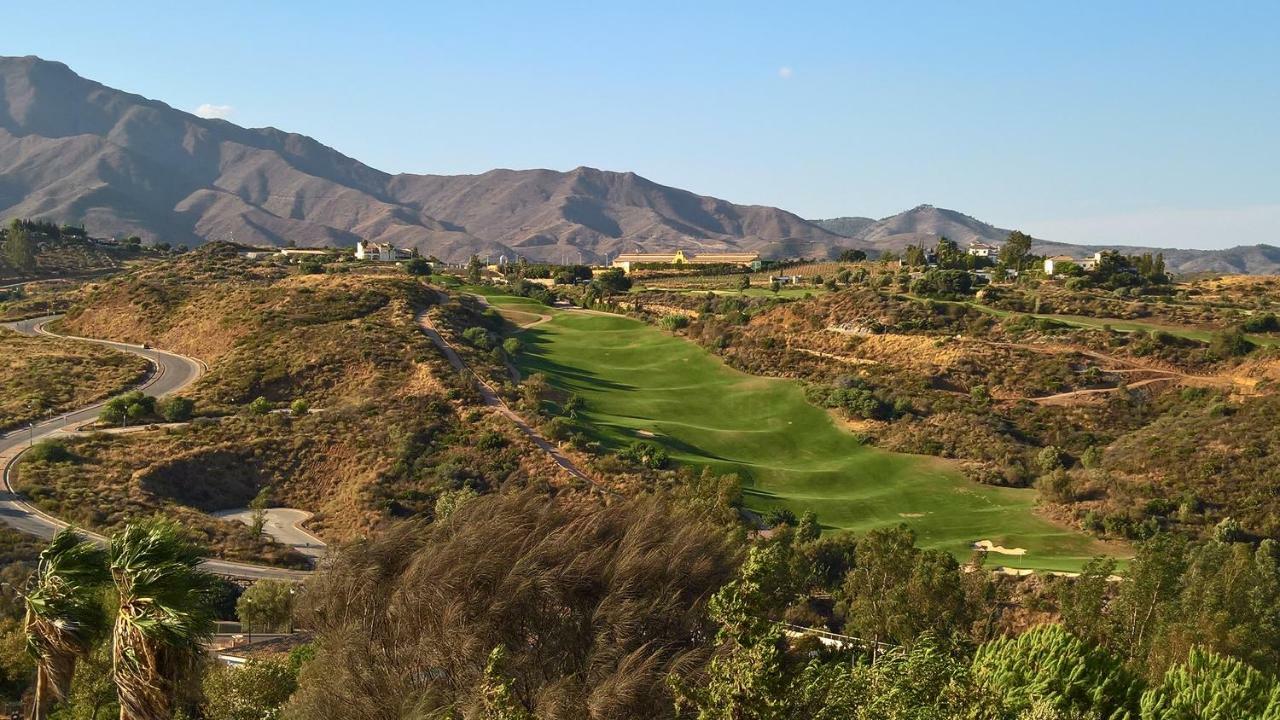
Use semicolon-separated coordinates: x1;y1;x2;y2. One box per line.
496;292;1110;571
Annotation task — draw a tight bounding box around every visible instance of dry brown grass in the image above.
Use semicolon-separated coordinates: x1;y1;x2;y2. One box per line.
21;246;579;555
0;329;149;432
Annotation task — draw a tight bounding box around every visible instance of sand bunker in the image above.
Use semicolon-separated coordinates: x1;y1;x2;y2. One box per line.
972;540;1027;556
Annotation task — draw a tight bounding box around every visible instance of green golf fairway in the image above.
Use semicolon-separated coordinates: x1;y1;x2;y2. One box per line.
486;292;1110;571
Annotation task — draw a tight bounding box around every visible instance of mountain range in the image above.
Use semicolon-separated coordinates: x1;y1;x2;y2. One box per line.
1;55;1276;273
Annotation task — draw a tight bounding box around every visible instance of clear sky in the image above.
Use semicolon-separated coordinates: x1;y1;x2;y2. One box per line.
7;1;1278;248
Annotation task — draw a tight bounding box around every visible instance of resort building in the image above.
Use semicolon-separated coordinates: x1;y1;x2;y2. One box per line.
355;240;411;262
610;249;760;274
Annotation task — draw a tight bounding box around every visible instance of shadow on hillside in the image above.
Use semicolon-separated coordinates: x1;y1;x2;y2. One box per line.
516;327;634;393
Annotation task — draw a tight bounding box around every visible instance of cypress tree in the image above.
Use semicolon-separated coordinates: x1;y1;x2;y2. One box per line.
3;218;37;273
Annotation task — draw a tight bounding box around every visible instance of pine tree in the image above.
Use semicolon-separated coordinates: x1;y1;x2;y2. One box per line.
1139;647;1280;720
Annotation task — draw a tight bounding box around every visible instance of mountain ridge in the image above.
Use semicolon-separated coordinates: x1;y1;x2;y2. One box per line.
1;55;1276;273
812;204;1280;274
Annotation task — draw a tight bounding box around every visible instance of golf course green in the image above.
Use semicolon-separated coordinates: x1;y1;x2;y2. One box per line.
481;291;1111;571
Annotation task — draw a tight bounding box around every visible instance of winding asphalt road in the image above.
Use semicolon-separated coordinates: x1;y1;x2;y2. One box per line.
0;316;310;581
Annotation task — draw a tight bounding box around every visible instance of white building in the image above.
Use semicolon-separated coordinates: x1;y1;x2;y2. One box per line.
1045;252;1104;275
355;240;410;261
967;241;999;259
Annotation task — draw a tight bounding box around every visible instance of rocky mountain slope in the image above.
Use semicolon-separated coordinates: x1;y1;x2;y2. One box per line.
0;56;850;263
1;55;1275;272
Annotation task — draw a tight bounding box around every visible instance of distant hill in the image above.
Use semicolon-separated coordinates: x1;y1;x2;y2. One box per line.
810;216;875;238
812;204;1280;275
1;55;1275;272
0;56;852;264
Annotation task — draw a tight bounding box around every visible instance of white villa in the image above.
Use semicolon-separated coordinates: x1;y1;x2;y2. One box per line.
1044;252;1103;275
967;241;999;259
355;240;411;262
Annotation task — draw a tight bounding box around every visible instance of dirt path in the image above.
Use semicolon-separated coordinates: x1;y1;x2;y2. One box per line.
1028;376;1178;405
416;300;604;492
958;337;1237;403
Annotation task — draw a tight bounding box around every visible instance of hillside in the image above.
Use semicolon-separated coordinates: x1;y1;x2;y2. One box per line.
0;55;849;264
814;204;1280;274
33;245;576;552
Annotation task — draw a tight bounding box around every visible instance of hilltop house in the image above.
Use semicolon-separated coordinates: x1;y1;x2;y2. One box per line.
967;241;999;259
611;249;760;274
1044;252;1103;276
355;240;410;262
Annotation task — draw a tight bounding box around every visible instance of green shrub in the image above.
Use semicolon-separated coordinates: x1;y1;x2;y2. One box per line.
660;314;690;331
248;396;273;415
618;441;669;469
404;257;432;276
26;439;74;464
290;399;310;417
1208;329;1254;359
462;326;496;351
158;396;195;422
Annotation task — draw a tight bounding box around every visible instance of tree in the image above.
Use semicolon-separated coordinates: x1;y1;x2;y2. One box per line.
1139;647;1280;720
1208;329;1254;360
4;219;37;273
973;624;1142;719
671;543;800;719
54;642;117;720
249;486;272;539
467;255;484;284
403;257;432;276
201;658;298;720
738;274;751;290
100;392;155;427
1108;534;1188;670
1056;557;1117;647
903;245;928;267
837;248;867;263
237;580;296;635
591;268;632;294
999;230;1033;272
22;529;109;719
501;337;523;357
157;396;194;423
840;525;973;653
795;512;821;543
107;520;220;720
934;237;965;269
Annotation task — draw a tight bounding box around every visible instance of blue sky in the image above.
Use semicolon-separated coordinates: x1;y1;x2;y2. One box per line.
7;1;1278;248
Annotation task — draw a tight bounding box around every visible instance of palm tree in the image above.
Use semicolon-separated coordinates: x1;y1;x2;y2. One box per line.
22;528;109;720
107;520;219;720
